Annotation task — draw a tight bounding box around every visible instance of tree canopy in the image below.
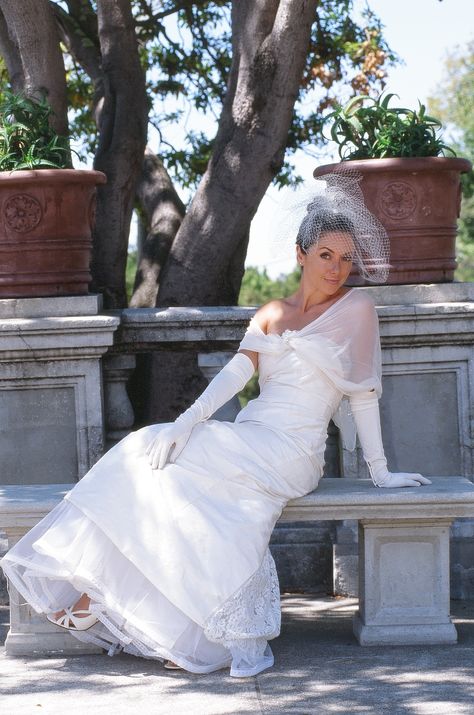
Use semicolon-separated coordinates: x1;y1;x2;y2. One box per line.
428;40;474;281
65;0;395;189
0;0;394;309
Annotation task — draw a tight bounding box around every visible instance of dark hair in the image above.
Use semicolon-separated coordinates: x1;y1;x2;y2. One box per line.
296;210;357;254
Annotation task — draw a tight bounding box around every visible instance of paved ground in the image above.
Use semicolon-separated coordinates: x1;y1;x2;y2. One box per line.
1;597;474;715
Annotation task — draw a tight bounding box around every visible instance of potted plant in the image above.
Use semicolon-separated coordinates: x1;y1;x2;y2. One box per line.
316;93;472;284
0;91;106;298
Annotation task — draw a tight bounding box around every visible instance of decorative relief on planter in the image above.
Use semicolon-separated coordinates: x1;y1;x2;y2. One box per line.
4;193;42;233
379;182;417;220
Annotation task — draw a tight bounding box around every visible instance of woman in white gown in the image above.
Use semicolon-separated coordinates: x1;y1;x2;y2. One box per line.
1;174;430;677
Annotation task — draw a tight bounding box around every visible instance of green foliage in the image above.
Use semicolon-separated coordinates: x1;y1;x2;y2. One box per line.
428;41;474;163
455;193;474;281
238;266;301;306
0;91;71;170
326;92;456;160
63;0;396;189
428;42;474;281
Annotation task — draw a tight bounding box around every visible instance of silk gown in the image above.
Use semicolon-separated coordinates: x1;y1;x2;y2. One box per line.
1;289;382;677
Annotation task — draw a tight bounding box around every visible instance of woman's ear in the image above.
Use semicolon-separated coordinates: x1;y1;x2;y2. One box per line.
296;244;304;267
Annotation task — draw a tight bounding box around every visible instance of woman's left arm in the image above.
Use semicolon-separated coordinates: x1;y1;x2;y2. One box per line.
147;352;255;469
349;391;432;488
346;295;431;488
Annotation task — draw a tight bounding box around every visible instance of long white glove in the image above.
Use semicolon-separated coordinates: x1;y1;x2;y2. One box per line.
146;352;254;470
349;391;432;488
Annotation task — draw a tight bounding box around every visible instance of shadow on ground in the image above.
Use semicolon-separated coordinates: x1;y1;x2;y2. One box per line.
1;596;473;714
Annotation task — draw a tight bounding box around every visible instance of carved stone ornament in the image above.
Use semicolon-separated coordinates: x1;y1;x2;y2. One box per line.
379;181;417;220
4;193;42;233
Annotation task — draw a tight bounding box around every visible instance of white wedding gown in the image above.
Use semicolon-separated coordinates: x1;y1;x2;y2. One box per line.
1;289;382;676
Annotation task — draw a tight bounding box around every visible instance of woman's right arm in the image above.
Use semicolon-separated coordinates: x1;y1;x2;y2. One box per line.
237;301;276;371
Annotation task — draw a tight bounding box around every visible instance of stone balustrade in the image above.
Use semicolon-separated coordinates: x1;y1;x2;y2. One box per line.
1;282;474;598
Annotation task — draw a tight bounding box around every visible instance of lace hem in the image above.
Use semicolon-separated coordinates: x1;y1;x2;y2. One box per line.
204;548;281;670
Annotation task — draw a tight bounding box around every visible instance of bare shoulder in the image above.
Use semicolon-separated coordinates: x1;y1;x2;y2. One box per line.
252;298;292;334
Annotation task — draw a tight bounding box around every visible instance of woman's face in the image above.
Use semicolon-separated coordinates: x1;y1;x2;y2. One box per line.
297;231;354;295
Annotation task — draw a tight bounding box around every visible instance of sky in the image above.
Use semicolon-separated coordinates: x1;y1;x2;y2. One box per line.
246;0;474;277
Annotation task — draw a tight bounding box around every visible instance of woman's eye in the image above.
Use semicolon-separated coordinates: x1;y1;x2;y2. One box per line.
343;255;353;262
320;252;331;259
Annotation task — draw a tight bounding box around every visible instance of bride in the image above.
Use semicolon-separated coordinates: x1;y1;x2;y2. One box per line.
1;174;430;678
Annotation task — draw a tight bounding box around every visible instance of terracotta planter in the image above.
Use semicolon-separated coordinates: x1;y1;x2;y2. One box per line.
0;169;106;298
314;157;472;285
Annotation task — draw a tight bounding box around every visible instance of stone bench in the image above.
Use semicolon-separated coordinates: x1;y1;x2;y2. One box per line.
1;476;474;655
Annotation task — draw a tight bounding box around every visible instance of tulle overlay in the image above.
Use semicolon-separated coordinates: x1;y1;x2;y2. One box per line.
4;498;279;675
1;289;381;676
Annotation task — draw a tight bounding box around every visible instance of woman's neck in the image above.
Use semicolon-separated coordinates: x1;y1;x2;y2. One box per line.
291;282;347;314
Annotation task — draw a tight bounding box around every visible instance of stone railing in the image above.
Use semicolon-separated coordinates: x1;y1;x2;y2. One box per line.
1;282;474;597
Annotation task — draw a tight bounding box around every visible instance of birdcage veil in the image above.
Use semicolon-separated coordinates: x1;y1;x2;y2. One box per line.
283;169;391;283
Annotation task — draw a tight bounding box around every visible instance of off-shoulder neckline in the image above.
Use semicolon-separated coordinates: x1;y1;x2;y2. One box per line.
253;288;355;338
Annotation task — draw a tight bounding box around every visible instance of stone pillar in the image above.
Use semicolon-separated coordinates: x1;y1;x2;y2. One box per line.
353;518;457;646
333;520;359;597
3;524;101;656
103;353;136;447
0;295;119;485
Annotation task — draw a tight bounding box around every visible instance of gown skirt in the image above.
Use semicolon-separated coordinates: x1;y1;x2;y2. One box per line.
2;291;379;676
1;418;321;677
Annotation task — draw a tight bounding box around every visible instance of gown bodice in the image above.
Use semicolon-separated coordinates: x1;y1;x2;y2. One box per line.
235;288;383;457
236;332;343;460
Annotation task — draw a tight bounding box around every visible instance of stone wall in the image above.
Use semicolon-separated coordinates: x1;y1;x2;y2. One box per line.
0;296;119;485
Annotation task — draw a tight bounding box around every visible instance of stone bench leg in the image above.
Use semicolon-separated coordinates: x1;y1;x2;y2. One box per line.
353;518;457;646
4;527;101;656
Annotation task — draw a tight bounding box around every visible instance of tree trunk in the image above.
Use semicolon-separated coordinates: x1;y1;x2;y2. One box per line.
52;1;184;310
157;0;318;307
130;148;185;307
147;0;318;423
90;0;148;308
0;8;24;92
0;0;69;137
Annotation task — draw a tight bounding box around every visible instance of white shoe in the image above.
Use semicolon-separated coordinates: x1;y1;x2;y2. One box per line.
229;646;274;678
47;607;98;631
164;660;183;670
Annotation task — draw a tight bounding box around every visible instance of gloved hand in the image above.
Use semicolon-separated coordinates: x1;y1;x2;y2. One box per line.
146;352;254;470
349;391;432;488
146;422;193;470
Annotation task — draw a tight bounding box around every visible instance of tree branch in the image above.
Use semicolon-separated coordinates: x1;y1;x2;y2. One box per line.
130;147;185;307
51;1;102;84
90;0;148;307
157;0;319;306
